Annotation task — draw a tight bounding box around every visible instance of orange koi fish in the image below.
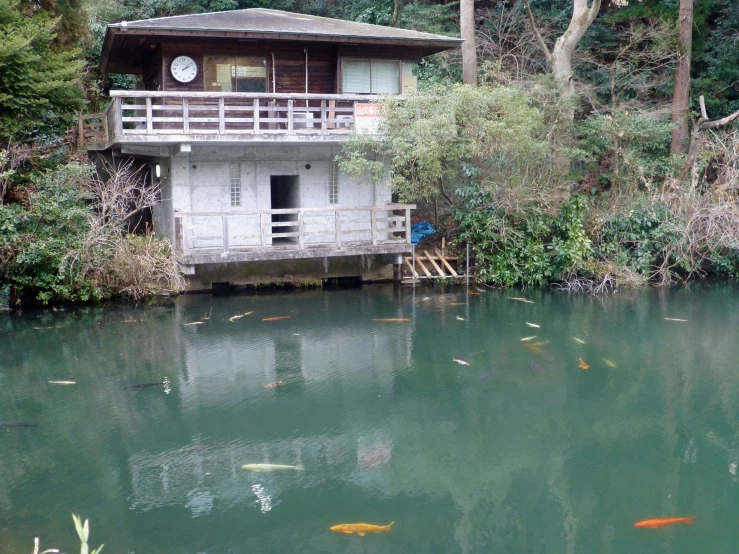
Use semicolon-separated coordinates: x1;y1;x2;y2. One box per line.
265;380;286;389
330;522;394;536
578;358;590;370
634;516;694;528
468;291;481;296
372;318;410;322
262;316;291;322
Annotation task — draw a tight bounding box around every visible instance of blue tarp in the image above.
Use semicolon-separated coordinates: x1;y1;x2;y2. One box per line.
411;221;436;245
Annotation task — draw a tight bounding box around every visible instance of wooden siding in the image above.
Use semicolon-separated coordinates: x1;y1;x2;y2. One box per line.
160;40;338;94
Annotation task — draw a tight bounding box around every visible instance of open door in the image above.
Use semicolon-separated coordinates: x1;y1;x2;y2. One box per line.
270;175;300;245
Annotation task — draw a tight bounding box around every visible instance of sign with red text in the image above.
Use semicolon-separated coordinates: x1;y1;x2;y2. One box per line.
354;103;384;134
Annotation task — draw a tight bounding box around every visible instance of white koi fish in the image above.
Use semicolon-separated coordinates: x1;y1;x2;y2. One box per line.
526;322;540;328
242;464;304;472
520;336;537;342
453;358;470;366
48;380;76;385
571;336;586;344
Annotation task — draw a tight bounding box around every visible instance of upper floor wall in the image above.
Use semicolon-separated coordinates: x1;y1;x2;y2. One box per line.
101;8;461;96
138;39;428;97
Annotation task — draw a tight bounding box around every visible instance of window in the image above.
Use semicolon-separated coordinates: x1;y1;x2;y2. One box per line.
342;59;412;94
204;57;267;93
230;163;241;207
329;162;339;204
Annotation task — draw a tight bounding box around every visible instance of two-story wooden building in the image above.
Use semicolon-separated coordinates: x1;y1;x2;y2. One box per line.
89;8;461;288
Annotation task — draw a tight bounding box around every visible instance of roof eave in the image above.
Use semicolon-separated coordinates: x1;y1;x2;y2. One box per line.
106;24;463;45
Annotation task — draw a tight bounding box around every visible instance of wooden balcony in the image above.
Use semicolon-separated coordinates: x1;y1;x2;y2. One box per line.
174;204;414;265
81;91;385;149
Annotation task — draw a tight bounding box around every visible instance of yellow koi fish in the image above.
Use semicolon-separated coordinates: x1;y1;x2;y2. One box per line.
330;522;394;536
372;318;410;322
242;464;303;472
602;358;617;368
526;322;540;328
578;358;590;370
48;381;76;385
262;316;291;322
509;298;534;304
520;336;537;342
571;336;586;344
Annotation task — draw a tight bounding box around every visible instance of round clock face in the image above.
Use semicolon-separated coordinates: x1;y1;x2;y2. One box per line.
171;56;197;83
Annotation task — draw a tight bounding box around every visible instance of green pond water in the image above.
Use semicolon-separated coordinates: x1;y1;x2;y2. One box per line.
2;283;739;553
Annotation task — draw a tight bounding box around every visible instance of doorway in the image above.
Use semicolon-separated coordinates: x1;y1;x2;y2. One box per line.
270;175;300;245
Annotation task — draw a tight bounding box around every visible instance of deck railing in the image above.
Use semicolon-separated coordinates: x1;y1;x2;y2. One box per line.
174;204;414;262
87;91;383;146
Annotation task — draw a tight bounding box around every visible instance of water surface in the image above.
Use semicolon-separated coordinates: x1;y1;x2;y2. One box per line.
2;283;739;553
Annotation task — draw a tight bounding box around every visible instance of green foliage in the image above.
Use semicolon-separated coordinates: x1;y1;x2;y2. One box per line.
577;110;675;191
0;0;85;143
0;163;100;303
339;79;560;203
455;195;592;286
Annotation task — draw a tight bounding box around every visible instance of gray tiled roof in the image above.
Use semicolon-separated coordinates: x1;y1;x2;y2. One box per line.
110;8;462;43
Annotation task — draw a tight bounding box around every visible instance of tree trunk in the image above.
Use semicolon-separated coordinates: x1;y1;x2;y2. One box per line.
523;0;602;110
392;0;401;27
670;0;694;155
461;0;477;85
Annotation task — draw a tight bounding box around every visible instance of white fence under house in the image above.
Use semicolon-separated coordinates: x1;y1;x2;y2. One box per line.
174;204;414;264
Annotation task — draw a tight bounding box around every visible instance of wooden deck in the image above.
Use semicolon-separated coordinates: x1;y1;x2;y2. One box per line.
175;204;414;265
78;91;385;150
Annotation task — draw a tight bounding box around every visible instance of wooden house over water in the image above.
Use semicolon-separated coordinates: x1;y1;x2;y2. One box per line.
82;9;461;288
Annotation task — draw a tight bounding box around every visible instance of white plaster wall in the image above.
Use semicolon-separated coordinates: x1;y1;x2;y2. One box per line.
170;144;393;250
151;158;174;241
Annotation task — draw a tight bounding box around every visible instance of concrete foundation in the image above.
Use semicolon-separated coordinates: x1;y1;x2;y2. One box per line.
184;254;396;291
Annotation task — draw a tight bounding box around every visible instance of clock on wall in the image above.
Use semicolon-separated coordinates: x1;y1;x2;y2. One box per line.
171;56;197;83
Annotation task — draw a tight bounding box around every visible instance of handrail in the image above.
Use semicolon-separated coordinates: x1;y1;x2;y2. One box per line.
109;90;386;101
175;204;415;217
174;203;414;259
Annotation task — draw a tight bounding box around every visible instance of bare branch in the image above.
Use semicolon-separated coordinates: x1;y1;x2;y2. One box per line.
522;0;552;64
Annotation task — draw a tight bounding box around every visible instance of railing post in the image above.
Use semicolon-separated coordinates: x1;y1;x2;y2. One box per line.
298;210;304;249
174;215;183;255
145;96;153;134
335;211;342;249
222;215;230;255
218;98;225;134
320;100;327;133
253;98;260;133
287;99;294;134
370;208;377;245
182;98;189;133
76;117;84;149
405;207;412;244
102;112;109;144
260;213;267;249
115;97;123;138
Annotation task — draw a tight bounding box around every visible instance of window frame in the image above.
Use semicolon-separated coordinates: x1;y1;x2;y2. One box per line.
341;58;414;95
230;163;241;207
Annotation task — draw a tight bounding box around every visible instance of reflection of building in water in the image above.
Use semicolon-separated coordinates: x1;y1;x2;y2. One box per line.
177;319;411;411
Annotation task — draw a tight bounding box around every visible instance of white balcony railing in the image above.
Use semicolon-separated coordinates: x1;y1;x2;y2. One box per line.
91;91;384;146
174;204;414;264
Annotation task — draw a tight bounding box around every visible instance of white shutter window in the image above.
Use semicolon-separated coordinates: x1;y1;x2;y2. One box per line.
343;60;371;93
371;61;400;94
